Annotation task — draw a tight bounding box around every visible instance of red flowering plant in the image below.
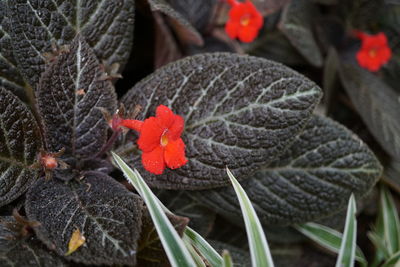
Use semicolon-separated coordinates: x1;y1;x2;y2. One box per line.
0;0;395;266
224;0;264;43
355;31;392;72
121;105;188;175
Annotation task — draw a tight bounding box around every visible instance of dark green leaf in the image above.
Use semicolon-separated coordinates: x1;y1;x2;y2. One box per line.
157;190;216;236
0;1;28;101
0;217;69;267
338;58;400;161
278;0;323;67
209;240;251;267
121;53;321;190
383;159;400;194
250;0;291;15
0;88;42;207
5;0;134;88
137;207;189;266
191;115;382;225
36;36;117;161
25;171;143;266
147;0;204;45
246;30;306;66
168;0;216;33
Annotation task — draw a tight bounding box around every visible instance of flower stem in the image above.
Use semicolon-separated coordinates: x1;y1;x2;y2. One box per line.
95;129;122;158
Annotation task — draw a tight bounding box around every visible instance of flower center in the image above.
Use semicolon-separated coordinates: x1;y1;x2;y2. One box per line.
368;48;377;58
240;15;251;26
160;131;169;147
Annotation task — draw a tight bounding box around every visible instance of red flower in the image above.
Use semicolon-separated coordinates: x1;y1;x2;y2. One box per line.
121;105;188;175
225;0;264;43
355;32;392;72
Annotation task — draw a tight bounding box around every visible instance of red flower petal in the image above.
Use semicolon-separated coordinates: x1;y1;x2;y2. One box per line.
225;21;240;39
238;25;259;43
167;114;184;141
164;138;187;169
137;117;164;153
156;105;175;129
120;119;143;132
142;146;165;175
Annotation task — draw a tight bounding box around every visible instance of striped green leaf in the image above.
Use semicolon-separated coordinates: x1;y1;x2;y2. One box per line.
184;227;223;267
382;250;400;267
222;250;234;267
336;194;357;267
296;223;367;266
112;152;195;267
226;167;274;267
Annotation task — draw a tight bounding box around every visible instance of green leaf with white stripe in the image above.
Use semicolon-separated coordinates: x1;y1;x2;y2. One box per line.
184;227;223;267
222;250;234;267
112;152;196;267
336;194;357;267
296;222;367;266
382;250;400;267
380;186;400;255
121;53;322;190
226;167;274;267
0;87;42;207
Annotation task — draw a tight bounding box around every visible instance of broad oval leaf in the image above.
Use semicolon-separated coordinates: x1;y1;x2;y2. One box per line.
147;0;204;46
339;59;400;161
0;2;28;101
191;115;382;225
0;216;69;267
0;87;42;207
121;53;321;189
25;171;143;266
5;0;134;88
278;0;323;67
36;36;117;161
168;0;216;33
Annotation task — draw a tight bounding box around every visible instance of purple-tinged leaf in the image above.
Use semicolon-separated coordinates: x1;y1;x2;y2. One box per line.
25;171;143;266
0;88;42;207
36;36;117;161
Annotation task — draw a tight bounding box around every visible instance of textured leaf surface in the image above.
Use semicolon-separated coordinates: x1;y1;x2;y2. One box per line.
25;171;143;266
0;88;42;207
6;0;134;87
137;207;189;266
0;1;27;100
37;36;117;161
147;0;204;45
339;59;400;161
0;217;69;267
168;0;216;32
191;115;382;225
121;53;321;189
278;0;323;67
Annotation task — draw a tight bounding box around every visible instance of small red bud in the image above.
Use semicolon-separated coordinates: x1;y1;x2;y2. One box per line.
41;155;58;169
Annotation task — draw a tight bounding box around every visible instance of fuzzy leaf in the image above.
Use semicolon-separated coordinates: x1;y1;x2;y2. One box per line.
0;1;28;100
0;88;42;207
5;0;134;88
121;53;321;190
339;59;400;161
25;171;143;266
192;115;382;225
251;0;291;15
0;217;69;267
36;36;117;161
278;0;323;67
147;0;204;45
168;0;216;33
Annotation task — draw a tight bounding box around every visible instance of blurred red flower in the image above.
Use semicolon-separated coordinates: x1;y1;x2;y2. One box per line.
356;32;392;72
121;105;188;175
225;0;263;43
